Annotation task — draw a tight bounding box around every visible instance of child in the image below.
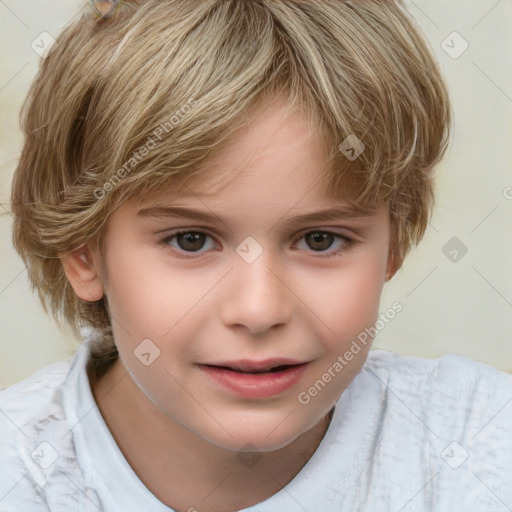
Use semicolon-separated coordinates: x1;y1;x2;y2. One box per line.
1;0;511;511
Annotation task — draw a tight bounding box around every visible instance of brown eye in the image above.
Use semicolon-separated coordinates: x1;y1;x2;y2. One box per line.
176;232;206;251
162;231;214;254
160;229;354;259
304;232;335;251
294;230;354;258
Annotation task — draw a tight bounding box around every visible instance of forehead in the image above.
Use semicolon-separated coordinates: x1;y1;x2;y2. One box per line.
143;102;329;198
192;100;329;191
125;98;375;220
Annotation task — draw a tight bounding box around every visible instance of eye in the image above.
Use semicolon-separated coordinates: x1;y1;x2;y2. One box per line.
292;231;355;258
159;229;355;258
160;230;216;255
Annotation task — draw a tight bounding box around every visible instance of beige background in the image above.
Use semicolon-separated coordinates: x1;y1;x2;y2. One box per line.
1;0;511;387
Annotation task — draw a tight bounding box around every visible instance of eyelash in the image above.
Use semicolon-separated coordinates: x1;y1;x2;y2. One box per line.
158;229;356;259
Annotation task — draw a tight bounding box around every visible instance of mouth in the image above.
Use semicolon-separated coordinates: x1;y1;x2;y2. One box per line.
201;359;309;374
198;359;310;399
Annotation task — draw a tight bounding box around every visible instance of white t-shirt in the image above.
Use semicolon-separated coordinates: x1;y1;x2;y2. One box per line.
1;336;511;512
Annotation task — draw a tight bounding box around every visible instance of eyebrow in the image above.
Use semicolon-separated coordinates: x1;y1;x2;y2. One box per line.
137;204;377;230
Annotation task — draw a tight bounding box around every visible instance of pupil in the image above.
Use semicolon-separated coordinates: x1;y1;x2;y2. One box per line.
307;232;333;251
178;232;204;252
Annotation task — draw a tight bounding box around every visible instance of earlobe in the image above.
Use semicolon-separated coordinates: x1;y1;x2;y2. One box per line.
61;245;105;302
385;250;402;282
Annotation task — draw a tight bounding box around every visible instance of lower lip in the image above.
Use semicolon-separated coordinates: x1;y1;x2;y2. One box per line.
200;363;309;399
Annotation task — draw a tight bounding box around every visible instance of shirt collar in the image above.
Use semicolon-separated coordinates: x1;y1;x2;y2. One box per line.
63;337;378;511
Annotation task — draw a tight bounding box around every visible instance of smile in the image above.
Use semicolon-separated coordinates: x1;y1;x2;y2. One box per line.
199;361;310;399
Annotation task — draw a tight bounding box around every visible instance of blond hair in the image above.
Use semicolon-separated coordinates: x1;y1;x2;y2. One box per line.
10;0;452;373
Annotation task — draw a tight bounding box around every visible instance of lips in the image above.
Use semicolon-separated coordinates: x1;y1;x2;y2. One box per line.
202;359;308;374
199;359;310;399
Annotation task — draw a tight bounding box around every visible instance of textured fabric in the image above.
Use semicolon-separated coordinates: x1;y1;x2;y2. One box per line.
1;336;511;512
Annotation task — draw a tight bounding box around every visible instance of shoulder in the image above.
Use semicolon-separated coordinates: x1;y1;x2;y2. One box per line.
364;348;512;398
355;349;512;458
362;349;512;423
349;350;512;508
0;355;73;430
0;351;81;509
294;351;512;510
1;355;72;395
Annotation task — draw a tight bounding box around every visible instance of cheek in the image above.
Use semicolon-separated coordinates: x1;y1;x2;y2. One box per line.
103;243;217;350
308;249;387;350
102;243;174;335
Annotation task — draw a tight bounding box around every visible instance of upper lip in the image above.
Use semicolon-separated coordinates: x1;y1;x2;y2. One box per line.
201;358;308;373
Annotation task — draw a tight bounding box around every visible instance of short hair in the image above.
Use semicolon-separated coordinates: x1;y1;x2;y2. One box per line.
10;0;452;374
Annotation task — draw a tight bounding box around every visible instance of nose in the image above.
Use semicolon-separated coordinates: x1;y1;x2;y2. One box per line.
220;248;293;335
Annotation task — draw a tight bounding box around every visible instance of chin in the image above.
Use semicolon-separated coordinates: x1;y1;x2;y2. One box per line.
207;429;301;454
189;409;324;454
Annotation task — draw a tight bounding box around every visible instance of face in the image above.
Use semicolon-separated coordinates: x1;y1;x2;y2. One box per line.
93;100;395;453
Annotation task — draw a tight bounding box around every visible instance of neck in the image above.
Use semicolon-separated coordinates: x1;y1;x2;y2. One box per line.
88;357;334;512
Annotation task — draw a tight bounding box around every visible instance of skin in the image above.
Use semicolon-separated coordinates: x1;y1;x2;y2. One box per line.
62;99;400;512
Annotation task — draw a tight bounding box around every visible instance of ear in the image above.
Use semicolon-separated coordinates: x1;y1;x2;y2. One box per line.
61;244;105;302
385;248;402;282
